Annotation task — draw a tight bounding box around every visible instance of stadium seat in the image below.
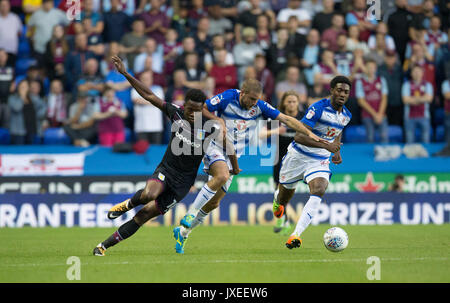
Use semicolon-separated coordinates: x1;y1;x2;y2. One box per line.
18;39;31;59
435;125;445;142
15;58;37;76
343;125;366;143
0;128;10;145
414;126;434;142
43;128;71;145
386;126;403;143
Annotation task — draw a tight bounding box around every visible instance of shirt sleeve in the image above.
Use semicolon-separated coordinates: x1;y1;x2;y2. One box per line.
442;80;450;95
205;90;232;113
402;82;411;98
381;77;389;95
355;79;365;99
301;102;323;128
162;102;181;120
425;82;433;96
258;100;280;119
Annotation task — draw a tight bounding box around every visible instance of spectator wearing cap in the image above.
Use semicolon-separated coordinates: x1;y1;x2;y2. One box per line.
120;19;148;72
402;64;434;143
8;79;47;145
0;50;15;128
63;91;98;147
355;59;389;143
311;0;334;34
345;0;378;42
140;0;170;45
27;0;70;66
0;0;22;67
277;0;312;35
321;14;347;52
209;48;238;95
233;27;264;84
93;87;128;147
253;54;275;104
378;50;405;126
207;1;233;36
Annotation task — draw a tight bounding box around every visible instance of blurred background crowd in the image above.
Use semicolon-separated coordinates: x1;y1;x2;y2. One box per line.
0;0;449;149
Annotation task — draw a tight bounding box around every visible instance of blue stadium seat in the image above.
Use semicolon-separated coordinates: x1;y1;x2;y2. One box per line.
43;128;71;145
414;126;434;142
343;125;366;143
0;128;10;145
386;126;403;143
18;39;31;59
15;58;37;76
435;125;445;142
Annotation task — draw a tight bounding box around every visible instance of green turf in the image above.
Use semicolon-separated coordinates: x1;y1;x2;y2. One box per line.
0;224;449;283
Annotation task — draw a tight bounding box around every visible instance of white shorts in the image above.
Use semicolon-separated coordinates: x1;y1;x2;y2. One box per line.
279;143;332;190
203;142;234;192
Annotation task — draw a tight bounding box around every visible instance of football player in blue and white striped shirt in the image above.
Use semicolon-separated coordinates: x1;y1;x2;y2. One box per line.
274;75;352;249
173;79;325;253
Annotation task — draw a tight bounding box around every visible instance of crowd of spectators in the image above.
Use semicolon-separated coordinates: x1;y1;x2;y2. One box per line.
0;0;449;148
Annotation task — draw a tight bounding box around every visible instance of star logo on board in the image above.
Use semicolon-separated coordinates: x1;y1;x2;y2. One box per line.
355;172;384;192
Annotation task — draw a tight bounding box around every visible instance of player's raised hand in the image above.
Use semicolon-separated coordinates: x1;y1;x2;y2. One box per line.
111;55;126;74
326;140;342;154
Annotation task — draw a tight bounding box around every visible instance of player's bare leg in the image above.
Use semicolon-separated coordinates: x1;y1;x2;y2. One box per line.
287;177;328;249
93;201;161;256
180;160;230;228
107;179;164;219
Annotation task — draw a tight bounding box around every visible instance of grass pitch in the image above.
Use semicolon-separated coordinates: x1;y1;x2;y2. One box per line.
0;224;449;283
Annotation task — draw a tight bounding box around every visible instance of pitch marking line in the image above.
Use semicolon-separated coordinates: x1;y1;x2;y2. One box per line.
2;257;448;268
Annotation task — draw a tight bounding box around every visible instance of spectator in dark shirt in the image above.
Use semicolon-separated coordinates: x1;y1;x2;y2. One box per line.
311;0;335;34
388;0;414;63
102;0;131;43
0;49;14;127
44;24;69;81
64;33;96;93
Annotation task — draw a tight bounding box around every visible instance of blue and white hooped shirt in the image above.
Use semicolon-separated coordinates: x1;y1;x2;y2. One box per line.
205;89;280;156
291;98;352;160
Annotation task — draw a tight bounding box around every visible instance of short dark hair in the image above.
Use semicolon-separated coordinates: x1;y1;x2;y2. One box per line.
330;75;352;89
185;88;207;105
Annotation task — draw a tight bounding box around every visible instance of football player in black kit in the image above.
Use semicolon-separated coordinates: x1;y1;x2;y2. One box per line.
93;56;239;256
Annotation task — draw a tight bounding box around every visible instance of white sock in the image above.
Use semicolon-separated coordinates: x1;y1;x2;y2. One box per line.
180;209;209;238
293;195;322;237
187;184;217;216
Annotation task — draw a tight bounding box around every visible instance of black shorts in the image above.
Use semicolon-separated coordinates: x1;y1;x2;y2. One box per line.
149;165;195;214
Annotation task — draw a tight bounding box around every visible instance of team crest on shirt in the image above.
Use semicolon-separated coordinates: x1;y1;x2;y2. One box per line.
210;96;221;105
249;108;257;116
196;129;206;140
306;109;315;119
158;173;165;181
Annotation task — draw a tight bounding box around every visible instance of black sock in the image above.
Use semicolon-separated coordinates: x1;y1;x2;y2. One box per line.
129;189;144;208
102;219;141;249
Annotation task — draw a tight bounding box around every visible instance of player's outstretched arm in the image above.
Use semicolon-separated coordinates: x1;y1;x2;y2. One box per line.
276;113;327;144
111;55;164;110
294;129;341;154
